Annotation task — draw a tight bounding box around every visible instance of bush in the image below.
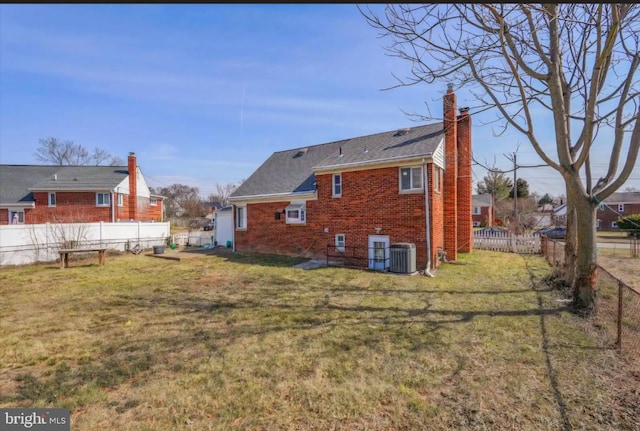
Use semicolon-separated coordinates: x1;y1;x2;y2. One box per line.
616;214;640;237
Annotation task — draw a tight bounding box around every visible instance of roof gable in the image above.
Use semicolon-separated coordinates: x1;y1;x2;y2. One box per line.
231;123;444;199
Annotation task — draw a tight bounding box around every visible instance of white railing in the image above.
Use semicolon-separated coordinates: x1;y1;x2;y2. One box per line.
473;231;541;254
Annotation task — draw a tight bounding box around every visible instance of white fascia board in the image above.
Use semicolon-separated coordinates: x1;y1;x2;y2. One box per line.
229;191;317;205
312;153;434;174
0;202;36;208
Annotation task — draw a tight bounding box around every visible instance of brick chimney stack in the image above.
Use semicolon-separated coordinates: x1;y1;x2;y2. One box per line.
443;84;458;261
128;152;138;220
457;107;473;253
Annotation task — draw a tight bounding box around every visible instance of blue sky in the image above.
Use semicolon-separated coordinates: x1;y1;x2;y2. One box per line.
1;4;638;199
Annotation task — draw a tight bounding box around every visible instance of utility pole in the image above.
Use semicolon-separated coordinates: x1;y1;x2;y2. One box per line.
505;152;518;234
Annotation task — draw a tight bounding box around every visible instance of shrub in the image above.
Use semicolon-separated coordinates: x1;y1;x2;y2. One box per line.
616;214;640;237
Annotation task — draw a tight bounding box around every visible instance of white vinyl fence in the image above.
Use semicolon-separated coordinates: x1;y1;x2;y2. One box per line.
473;230;541;254
0;221;170;266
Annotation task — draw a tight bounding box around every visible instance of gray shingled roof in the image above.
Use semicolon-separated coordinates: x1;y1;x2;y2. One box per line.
0;165;60;204
472;194;493;207
0;165;129;204
603;192;640;204
231;123;444;199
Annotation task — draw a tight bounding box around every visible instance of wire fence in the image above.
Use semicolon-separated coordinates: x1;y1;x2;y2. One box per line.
540;236;640;358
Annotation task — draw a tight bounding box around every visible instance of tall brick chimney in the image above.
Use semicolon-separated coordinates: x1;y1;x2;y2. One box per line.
457;107;473;253
443;84;458;261
128;152;138;220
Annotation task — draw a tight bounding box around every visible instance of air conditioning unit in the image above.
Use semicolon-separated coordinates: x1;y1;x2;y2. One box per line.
389;243;416;274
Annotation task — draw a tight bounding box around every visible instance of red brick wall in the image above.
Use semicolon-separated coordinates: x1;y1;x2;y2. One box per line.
472;206;493;227
457;109;472;253
597;203;640;230
27;191;112;223
443;87;458;260
235;164;444;268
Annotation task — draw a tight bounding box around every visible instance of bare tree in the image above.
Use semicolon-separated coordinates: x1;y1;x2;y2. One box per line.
35;137;123;166
360;4;640;312
207;183;239;208
156;184;204;218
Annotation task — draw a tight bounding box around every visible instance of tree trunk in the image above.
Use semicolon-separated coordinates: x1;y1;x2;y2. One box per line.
571;196;598;313
563;189;577;286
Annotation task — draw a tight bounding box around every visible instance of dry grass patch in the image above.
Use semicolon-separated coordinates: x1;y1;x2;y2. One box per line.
0;251;638;430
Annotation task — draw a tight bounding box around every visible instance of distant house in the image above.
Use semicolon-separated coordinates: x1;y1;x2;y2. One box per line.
472;194;493;227
0;153;164;225
597;192;640;230
228;87;473;270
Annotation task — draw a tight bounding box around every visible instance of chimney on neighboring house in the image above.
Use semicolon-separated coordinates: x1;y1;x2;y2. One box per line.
457;107;473;253
443;83;459;261
128;152;138;220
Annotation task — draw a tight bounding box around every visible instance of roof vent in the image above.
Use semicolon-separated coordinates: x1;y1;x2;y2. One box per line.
293;147;308;158
339;147;343;157
394;128;411;137
53;174;57;181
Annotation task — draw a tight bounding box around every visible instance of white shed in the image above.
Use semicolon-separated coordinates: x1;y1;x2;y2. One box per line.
214;206;234;248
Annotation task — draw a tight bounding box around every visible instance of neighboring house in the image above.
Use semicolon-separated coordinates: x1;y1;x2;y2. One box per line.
228;86;472;270
552;203;567;226
472;194;493;227
205;201;223;220
597;192;640;230
0;152;164;225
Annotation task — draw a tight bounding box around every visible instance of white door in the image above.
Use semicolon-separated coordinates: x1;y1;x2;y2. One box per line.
368;235;390;270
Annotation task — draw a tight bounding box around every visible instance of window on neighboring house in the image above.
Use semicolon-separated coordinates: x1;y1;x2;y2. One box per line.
434;167;441;193
117;193;124;206
150;198;158;206
48;192;56;207
472;206;481;215
333;174;342;197
473;221;481;227
335;234;345;252
612;221;618;228
399;166;423;192
9;210;24;224
618;204;625;212
96;193;110;207
596;220;600;229
236;206;246;229
286;202;306;224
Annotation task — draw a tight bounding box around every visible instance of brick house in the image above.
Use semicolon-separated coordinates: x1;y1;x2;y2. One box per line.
228;87;472;271
0;153;164;225
596;191;640;230
472;194;494;227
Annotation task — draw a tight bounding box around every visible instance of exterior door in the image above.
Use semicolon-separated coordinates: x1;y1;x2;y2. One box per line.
368;235;390;270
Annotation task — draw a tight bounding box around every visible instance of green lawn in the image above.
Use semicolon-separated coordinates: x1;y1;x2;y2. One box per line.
0;250;636;430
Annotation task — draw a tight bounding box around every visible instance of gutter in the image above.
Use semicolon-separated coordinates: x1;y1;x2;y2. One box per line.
422;158;434;277
312;152;434;173
0;202;35;209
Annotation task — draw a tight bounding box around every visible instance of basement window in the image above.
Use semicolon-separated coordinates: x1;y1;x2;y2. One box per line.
286;202;306;224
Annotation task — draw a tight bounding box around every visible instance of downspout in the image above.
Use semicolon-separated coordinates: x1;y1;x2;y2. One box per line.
423;158;435;277
232;204;236;252
111;190;116;222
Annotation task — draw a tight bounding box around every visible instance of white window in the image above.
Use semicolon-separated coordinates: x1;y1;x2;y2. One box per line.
596;220;600;228
117;193;124;206
48;192;56;207
236;206;246;229
400;166;423;192
286;202;306;224
333;174;342;197
335;234;345;252
618;204;625;212
150;198;158;206
9;210;24;224
434;167;440;193
612;221;618;228
96;193;110;207
472;206;481;215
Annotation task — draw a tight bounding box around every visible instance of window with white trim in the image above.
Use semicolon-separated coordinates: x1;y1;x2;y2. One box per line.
333;173;342;197
618;204;625;212
236;206;246;229
96;193;110;207
473;221;481;227
596;220;600;229
48;192;56;207
150;198;158;206
612;221;618;228
9;210;24;224
472;206;481;215
117;193;124;206
335;234;345;252
400;166;423;192
434;167;441;193
286;202;306;224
